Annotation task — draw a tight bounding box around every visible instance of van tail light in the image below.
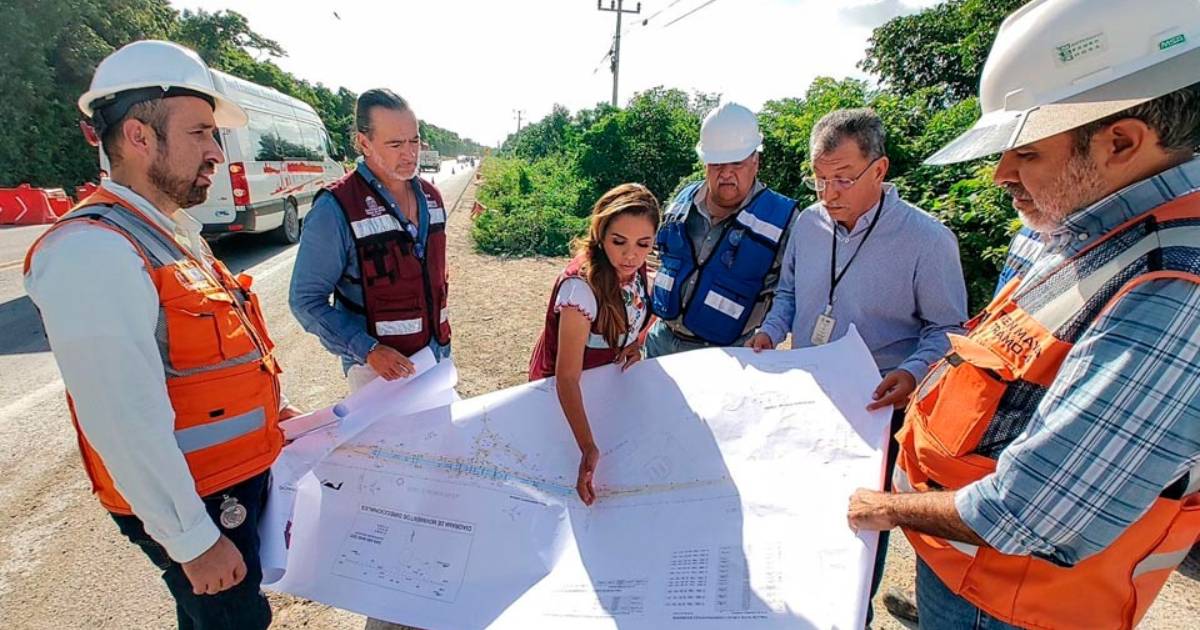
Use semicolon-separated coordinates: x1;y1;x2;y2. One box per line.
229;162;250;207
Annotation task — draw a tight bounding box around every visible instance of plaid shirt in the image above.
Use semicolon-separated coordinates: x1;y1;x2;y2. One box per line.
955;157;1200;567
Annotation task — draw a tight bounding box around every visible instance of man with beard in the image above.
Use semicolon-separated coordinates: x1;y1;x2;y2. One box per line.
847;1;1200;628
290;89;451;397
24;41;297;629
647;102;799;356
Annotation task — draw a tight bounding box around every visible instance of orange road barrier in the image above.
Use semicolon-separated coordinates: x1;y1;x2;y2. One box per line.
0;184;74;225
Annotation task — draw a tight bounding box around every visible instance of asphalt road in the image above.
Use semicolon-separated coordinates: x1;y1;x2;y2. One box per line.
0;160;474;628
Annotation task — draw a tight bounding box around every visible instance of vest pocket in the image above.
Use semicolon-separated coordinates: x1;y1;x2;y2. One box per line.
916;359;1006;457
690;276;755;343
163;293;260;371
163;308;226;370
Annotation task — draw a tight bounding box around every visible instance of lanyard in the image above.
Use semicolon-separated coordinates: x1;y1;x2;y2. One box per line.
827;190;886;308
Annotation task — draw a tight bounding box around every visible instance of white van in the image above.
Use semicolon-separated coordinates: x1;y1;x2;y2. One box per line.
99;69;346;243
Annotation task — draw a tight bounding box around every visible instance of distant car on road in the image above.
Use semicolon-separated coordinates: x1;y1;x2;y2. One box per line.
420;150;441;172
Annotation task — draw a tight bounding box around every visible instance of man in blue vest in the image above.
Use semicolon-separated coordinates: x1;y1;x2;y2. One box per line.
647;102;799;357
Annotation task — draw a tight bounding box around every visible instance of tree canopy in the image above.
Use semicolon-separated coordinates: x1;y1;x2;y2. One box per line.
1;2;484;190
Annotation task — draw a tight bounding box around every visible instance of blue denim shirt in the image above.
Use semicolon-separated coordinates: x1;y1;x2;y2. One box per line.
289;160;449;372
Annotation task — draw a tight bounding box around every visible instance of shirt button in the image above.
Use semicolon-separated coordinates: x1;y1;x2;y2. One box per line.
1077;232;1089;241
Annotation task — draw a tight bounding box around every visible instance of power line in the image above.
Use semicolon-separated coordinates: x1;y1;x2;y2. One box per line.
662;0;721;28
597;0;642;107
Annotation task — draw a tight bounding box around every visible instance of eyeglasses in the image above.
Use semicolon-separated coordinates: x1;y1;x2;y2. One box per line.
803;157;883;193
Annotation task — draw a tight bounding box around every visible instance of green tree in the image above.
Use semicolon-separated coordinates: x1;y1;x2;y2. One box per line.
0;0;175;188
577;87;702;206
860;0;1025;104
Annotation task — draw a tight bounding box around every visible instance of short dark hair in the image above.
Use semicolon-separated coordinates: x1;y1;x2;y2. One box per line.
355;88;410;137
1073;82;1200;156
100;99;171;164
810;108;887;162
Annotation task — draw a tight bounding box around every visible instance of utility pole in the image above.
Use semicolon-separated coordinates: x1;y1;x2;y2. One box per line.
597;0;641;107
513;109;526;135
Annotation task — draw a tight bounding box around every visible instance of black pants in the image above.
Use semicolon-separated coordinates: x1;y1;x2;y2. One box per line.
111;471;272;630
866;409;907;625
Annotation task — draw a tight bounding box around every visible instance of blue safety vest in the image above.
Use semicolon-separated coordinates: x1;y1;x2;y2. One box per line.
651;182;798;345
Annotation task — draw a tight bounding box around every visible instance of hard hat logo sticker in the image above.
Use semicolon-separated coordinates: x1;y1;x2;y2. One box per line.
1160;34;1187;51
1055;34;1107;64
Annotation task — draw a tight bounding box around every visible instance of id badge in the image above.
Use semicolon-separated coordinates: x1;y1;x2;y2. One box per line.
810;312;836;345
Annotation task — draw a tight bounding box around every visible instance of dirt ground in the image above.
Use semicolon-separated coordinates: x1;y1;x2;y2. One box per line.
1;172;1196;628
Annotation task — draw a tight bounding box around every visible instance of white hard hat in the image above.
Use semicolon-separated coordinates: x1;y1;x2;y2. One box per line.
79;40;247;131
696;102;763;164
927;0;1200;165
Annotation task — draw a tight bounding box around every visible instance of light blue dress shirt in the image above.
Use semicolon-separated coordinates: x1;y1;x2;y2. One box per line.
758;184;967;378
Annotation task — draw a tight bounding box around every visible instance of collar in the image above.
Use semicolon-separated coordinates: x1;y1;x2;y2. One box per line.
1041;156;1200;253
100;179;202;237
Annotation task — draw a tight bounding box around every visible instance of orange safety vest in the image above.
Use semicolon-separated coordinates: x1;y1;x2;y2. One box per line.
896;190;1200;630
24;189;284;515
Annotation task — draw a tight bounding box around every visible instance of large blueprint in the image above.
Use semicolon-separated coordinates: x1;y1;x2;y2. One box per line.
263;328;890;629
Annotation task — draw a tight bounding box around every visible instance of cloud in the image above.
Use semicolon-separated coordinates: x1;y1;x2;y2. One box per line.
838;0;935;29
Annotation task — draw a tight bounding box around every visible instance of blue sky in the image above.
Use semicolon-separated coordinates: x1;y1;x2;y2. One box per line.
172;0;942;146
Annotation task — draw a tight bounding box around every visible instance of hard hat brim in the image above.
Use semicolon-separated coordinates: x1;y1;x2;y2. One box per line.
926;46;1200;166
696;140;763;165
79;82;248;129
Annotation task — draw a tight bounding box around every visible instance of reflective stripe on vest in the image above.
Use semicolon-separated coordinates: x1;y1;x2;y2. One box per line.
350;215;405;239
175;406;265;453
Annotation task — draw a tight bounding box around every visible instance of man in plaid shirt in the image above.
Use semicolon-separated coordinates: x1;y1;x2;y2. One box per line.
847;1;1200;627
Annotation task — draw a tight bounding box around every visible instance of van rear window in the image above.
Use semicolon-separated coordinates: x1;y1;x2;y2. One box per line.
245;110;325;161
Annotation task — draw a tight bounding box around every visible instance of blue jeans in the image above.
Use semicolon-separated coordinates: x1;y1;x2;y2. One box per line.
111;471;272;630
916;558;1021;630
644;319;753;358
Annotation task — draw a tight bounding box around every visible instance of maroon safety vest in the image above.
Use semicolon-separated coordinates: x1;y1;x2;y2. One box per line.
528;256;650;380
322;170;450;356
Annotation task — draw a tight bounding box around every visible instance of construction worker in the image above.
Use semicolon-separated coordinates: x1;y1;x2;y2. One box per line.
847;1;1200;628
290;88;451;396
747;107;967;625
646;102;799;357
24;40;296;629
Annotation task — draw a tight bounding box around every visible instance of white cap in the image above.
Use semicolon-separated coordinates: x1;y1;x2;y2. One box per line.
79;40;247;129
927;0;1200;165
696;102;763;164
